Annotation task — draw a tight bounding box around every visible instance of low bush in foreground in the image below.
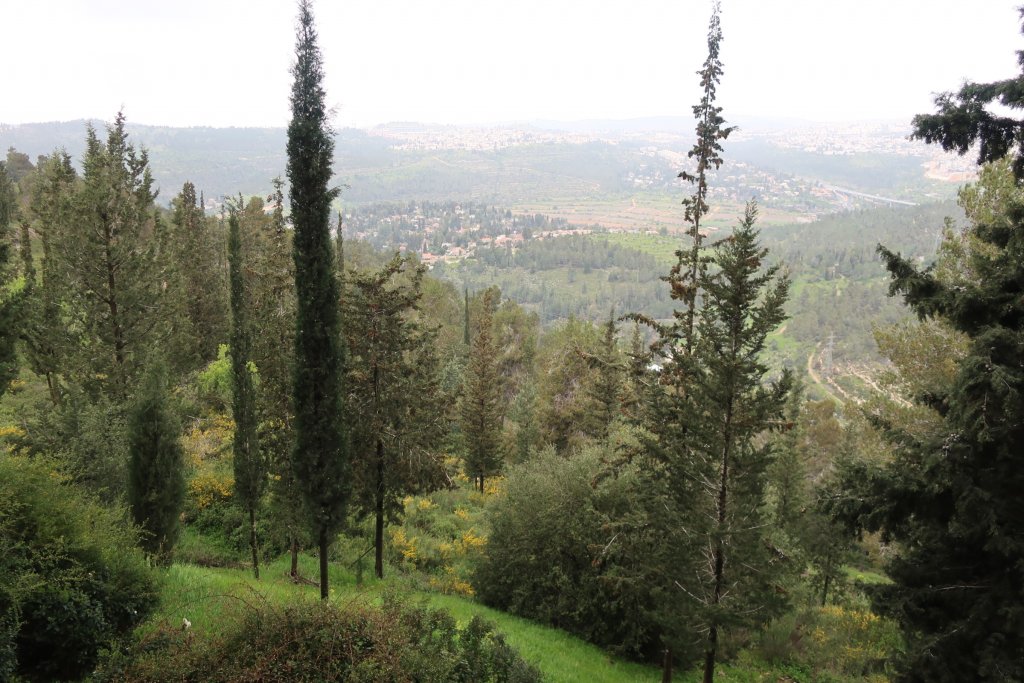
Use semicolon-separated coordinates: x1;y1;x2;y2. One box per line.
99;592;542;682
0;454;157;681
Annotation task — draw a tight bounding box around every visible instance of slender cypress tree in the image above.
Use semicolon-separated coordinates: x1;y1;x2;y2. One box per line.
64;114;161;400
0;163;18;394
228;203;265;579
287;0;348;600
624;8;790;679
463;287;471;347
127;363;185;565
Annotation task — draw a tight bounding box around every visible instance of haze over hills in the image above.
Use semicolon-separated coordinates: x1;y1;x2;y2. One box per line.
1;116;970;217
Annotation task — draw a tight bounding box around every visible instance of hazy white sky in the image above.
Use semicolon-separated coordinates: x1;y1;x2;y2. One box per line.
3;0;1021;128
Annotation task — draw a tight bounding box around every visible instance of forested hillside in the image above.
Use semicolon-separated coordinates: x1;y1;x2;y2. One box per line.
2;1;1022;682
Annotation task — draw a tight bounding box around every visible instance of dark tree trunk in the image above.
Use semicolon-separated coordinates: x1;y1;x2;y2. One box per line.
249;506;260;580
290;536;299;578
46;372;60;406
821;546;833;607
704;398;734;683
374;436;385;579
319;527;329;600
661;647;673;683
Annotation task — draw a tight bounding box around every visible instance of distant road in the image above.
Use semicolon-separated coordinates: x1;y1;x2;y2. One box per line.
823;185;918;207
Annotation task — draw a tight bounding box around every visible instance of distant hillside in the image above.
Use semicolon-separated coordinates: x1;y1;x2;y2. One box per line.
1;120;959;213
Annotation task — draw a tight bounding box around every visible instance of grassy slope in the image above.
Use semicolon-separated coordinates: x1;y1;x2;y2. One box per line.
153;555;660;683
151;554;803;683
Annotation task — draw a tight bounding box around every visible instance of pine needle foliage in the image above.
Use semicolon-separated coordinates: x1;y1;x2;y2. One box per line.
912;9;1024;180
830;194;1024;682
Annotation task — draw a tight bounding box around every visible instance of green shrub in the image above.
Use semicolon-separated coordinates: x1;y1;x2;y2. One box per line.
755;604;901;682
0;454;158;681
473;446;660;659
99;593;542;682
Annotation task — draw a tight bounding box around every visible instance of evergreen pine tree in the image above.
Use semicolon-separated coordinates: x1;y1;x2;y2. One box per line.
587;308;624;442
829;190;1024;681
461;288;503;492
343;255;445;578
683;204;791;683
228;203;265;579
63;114;162;400
168;181;228;370
912;8;1024;179
287;0;348;600
24;152;77;404
127;363;185;564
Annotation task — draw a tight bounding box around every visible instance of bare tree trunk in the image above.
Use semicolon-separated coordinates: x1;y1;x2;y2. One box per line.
319;527;329;600
704;398;734;683
661;647;673;683
290;536;299;578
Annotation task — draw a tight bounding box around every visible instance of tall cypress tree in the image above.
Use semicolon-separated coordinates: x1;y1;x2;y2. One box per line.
624;8;790;679
127;363;185;564
287;0;348;600
228;203;265;579
0;162;18;395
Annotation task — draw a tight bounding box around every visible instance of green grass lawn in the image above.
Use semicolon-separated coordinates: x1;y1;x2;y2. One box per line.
149;553;814;682
150;554;662;683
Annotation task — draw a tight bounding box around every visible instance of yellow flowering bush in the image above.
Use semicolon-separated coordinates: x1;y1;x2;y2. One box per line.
429;566;476;596
0;424;26;454
808;605;900;676
760;603;901;681
386;479;489;593
187;469;234;510
181;414;234;468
